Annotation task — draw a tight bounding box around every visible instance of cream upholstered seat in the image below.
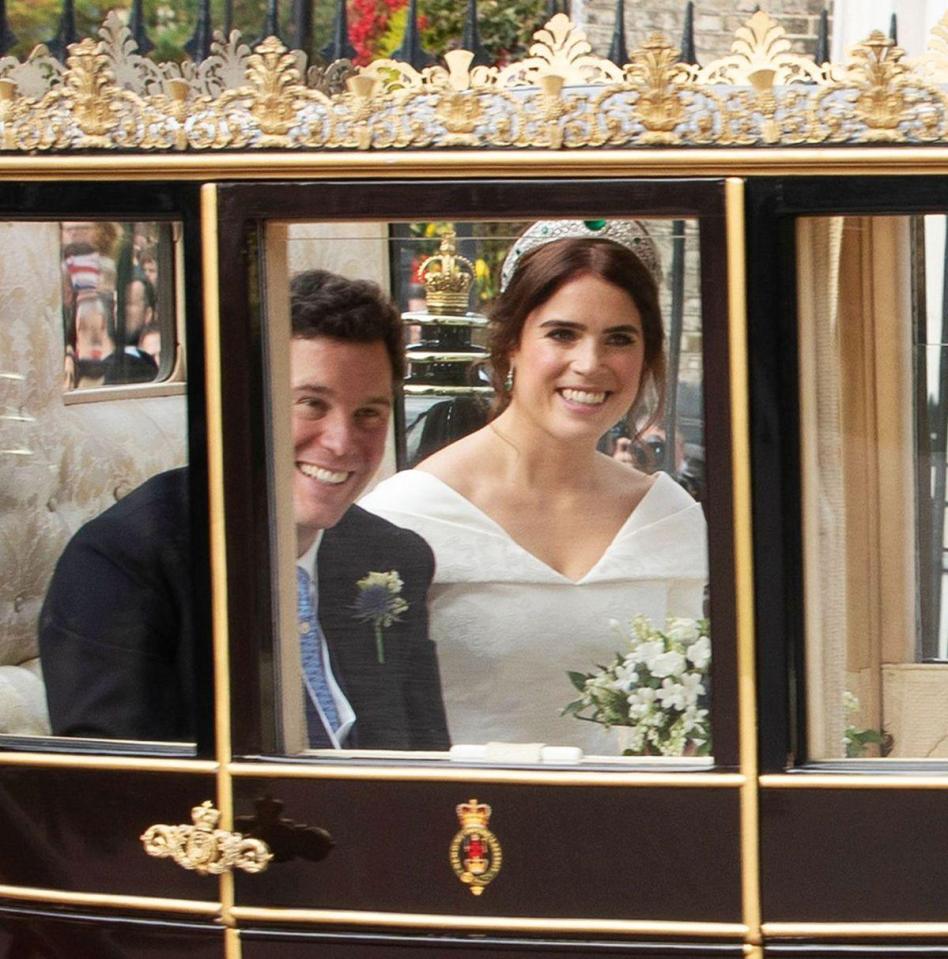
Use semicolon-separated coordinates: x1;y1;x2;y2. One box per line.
0;221;186;736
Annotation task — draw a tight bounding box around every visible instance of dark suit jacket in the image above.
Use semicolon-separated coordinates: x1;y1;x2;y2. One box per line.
39;468;449;749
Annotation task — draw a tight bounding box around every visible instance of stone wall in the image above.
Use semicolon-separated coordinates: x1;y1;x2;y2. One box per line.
576;0;832;63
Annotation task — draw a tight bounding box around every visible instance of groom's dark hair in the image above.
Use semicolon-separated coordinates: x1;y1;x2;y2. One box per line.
290;269;405;381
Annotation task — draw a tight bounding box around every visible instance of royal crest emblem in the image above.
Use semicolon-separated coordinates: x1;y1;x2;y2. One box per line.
449;798;502;896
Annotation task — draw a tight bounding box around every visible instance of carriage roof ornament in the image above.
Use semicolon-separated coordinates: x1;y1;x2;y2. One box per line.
1;8;948;151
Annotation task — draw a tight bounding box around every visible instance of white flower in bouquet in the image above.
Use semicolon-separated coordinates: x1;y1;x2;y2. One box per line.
686;635;711;670
563;615;711;757
667;619;701;643
649;650;687;678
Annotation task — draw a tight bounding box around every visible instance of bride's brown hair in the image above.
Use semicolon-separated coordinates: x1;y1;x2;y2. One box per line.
488;236;665;431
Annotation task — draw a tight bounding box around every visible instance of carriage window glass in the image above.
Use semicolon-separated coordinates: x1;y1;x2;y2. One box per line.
800;213;948;761
0;219;192;748
262;217;711;764
61;221;179;391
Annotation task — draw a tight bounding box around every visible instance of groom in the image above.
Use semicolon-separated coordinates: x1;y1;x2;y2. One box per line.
40;269;449;750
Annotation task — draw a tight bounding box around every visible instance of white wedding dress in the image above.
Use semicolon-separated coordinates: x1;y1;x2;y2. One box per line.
360;470;708;755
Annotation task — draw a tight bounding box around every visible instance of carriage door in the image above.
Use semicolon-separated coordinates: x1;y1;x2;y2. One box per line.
205;175;756;958
749;173;948;957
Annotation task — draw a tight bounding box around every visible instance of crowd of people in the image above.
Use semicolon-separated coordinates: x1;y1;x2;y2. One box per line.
61;220;163;391
40;218;708;756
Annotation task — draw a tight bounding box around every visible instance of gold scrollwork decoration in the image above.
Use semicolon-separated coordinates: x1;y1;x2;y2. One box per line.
141;801;273;876
695;9;835;85
449;798;502;896
624;33;691;145
497;13;625;87
914;11;948;83
1;10;948;150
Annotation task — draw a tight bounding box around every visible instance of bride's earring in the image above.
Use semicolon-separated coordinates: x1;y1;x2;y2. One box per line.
504;365;515;392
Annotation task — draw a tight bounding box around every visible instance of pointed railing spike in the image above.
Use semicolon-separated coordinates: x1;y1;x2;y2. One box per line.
185;0;213;60
889;11;898;43
393;0;434;70
47;0;78;62
292;0;313;60
258;0;283;44
608;0;628;65
0;0;16;55
223;0;234;34
321;0;357;61
128;0;154;54
462;0;490;66
815;7;829;64
680;1;697;65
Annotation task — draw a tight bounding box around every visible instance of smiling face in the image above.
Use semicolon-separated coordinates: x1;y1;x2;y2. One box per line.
507;272;645;442
291;335;393;554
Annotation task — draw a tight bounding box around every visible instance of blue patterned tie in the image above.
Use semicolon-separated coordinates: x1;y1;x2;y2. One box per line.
297;566;340;745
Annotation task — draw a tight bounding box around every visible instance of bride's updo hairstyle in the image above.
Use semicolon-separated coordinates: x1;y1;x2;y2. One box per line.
489;234;665;426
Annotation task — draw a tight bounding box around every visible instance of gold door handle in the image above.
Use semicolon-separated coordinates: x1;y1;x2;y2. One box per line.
141;801;273;875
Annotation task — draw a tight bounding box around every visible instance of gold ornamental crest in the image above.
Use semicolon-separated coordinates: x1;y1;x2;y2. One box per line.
6;9;948;150
141;800;273;875
449;798;502;896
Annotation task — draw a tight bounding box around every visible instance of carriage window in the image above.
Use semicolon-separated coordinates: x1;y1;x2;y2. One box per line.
262;217;711;763
61;220;180;392
800;213;948;761
0;219;192;747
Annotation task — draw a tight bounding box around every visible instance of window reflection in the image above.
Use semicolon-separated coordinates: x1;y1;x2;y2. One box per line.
61;220;176;391
268;218;710;762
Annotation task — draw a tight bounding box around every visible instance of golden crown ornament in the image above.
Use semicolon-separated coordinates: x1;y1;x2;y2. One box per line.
417;230;476;316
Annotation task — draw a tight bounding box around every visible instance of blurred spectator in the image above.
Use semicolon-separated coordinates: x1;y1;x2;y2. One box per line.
72;292;115;388
139;246;158;288
74;292;114;364
137;322;162;367
123;269;156;346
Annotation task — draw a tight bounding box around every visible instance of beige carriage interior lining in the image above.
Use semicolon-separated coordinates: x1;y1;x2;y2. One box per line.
0;221;186;736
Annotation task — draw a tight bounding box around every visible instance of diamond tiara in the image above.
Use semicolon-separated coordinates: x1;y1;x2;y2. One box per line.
500;219;662;292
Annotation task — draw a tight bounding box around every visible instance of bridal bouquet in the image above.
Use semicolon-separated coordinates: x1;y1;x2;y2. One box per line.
563;616;711;757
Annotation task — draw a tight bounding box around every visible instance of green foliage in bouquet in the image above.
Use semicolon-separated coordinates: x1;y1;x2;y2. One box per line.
842;690;886;758
564;615;712;757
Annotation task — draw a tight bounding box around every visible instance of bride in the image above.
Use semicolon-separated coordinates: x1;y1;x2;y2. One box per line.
361;221;707;754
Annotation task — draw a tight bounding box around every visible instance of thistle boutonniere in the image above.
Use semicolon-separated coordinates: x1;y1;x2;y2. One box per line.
352;570;409;664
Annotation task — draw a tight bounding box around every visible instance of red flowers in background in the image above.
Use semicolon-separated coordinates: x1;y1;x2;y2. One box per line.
349;0;407;64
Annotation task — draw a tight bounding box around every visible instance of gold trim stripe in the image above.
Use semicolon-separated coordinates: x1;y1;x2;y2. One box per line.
201;183;231;785
226;927;241;959
200;184;237;925
0;884;220;915
725;177;761;946
764;922;948;938
1;148;948;180
227;762;744;787
230;907;747;936
0;753;216;773
761;774;948;789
